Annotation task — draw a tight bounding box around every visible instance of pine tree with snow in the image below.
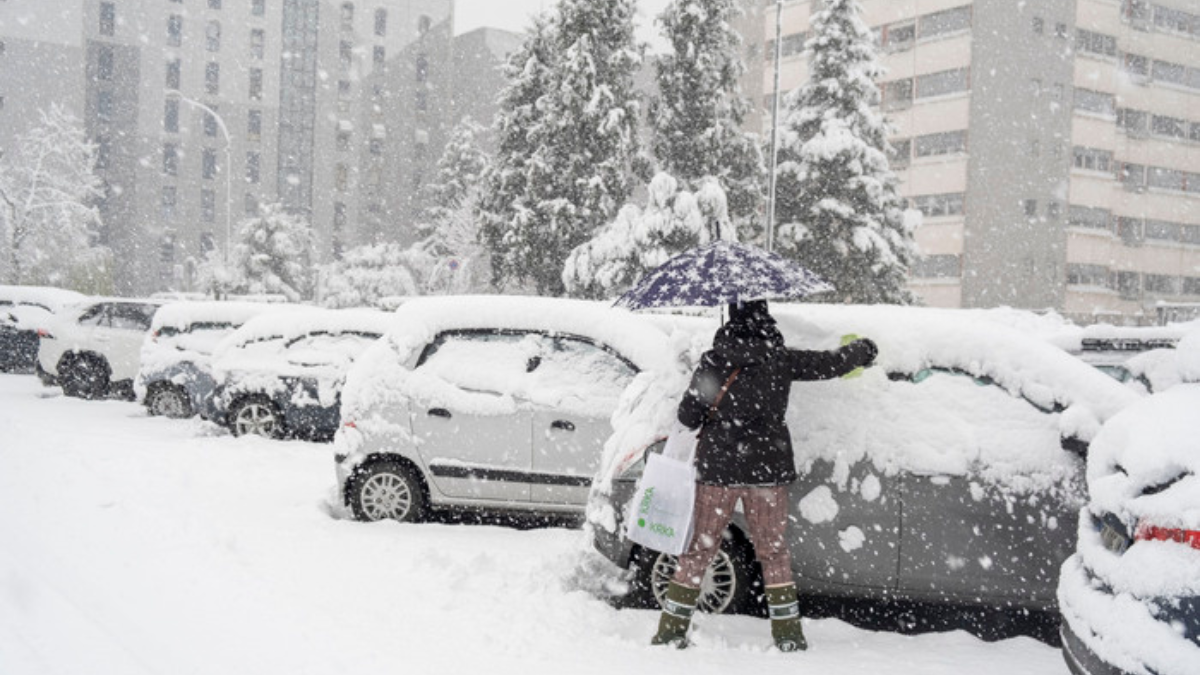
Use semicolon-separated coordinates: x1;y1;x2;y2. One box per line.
0;104;109;289
232;203;315;302
563;172;732;299
652;0;764;231
421;117;489;235
480;1;645;296
773;0;917;305
319;242;427;309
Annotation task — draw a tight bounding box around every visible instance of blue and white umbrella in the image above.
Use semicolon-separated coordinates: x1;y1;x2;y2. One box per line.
613;240;834;311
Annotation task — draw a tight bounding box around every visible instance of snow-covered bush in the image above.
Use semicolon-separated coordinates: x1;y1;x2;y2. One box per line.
232;203;314;303
320;242;426;309
563;173;733;299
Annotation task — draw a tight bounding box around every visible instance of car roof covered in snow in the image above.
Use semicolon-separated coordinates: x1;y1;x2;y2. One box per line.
216;307;396;354
0;285;87;311
150;300;305;333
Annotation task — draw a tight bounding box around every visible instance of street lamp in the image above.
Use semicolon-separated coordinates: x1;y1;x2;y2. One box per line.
765;0;784;253
164;90;233;268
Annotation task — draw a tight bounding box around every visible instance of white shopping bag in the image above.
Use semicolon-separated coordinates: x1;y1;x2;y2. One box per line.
625;422;699;556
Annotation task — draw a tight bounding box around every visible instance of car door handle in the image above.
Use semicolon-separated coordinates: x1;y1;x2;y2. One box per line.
551;420;575;432
428;408;452;419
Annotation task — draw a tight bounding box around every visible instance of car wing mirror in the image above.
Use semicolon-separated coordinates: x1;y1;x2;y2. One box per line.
526;355;542;373
1061;436;1089;457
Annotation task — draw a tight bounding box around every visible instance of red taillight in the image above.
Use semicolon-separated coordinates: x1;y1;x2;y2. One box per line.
36;328;53;339
1135;523;1200;550
343;421;356;429
151;330;160;342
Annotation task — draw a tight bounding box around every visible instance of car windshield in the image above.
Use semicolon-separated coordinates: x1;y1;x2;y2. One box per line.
283;331;380;366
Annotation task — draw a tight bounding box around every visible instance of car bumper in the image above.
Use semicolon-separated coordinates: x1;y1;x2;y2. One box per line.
590;478;639;569
1060;620;1132;675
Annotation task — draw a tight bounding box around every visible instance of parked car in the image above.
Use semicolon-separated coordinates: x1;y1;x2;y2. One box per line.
0;285;85;372
37;298;163;399
587;303;1138;626
210;308;394;441
1047;322;1198;390
332;295;693;524
134;301;301;418
1057;335;1200;675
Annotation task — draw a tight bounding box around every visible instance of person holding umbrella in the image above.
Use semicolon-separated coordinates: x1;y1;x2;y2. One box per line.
649;298;877;651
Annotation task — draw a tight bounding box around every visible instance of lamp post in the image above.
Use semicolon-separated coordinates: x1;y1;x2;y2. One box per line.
765;0;784;253
164;90;233;268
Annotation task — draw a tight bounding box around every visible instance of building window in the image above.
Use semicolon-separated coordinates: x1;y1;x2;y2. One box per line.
251;29;265;60
1152;59;1187;87
340;2;354;31
1072;146;1113;173
244;193;259;216
1152;115;1186;139
1145;274;1181;295
204;106;219;137
881;22;915;52
918;5;971;40
95;135;111;168
96;46;114;81
335;163;348;191
915;68;969;99
415;54;428;82
205;62;220;95
252;0;265;16
246;151;260;184
97;90;114;120
1112;271;1141;299
910;192;965;217
1118;108;1149;136
163;99;179;132
166;58;181;89
203;149;217;179
1054;22;1068;38
162;186;178;220
1120;163;1146;188
200;232;215;254
1067;205;1111;230
1145;219;1181;242
415;88;427;111
882;78;913;110
1032;16;1044;34
1073;88;1115;117
167;15;183;47
340;41;353;69
369;138;383;155
336;128;351;151
99;2;115;36
1116;217;1143;246
248;109;262;141
373;45;385;67
249;68;263;101
206;20;221;52
1148;166;1185;191
163;143;179;176
1123;53;1150;77
1076;29;1117;58
1023;199;1038;218
375;8;387;36
201;188;215;222
1066;264;1109;287
890;138;911;168
418;15;432;34
914;130;967;157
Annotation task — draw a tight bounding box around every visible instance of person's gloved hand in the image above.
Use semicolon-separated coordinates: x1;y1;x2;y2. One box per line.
852;338;878;367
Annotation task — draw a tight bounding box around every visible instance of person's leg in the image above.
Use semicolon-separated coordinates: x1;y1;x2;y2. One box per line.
744;486;806;651
652;483;738;647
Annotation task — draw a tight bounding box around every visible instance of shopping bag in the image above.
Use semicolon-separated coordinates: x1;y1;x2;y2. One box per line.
626;423;698;556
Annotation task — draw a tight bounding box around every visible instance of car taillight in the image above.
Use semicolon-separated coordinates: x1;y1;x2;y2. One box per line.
36;328;53;339
343;421;356;429
1135;523;1200;550
151;330;160;342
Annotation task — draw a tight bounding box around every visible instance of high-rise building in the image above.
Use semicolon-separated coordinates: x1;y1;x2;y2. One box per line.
755;0;1200;324
0;0;454;296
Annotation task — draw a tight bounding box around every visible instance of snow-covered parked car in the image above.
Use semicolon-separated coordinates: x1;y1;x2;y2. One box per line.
135;300;301;419
331;295;695;523
37;298;163;399
1057;334;1200;675
587;303;1139;624
0;285;85;372
210;308;394;441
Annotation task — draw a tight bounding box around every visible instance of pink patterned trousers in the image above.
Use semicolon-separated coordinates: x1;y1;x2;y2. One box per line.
672;483;794;588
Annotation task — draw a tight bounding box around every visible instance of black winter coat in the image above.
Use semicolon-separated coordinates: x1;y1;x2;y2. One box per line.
678;324;877;487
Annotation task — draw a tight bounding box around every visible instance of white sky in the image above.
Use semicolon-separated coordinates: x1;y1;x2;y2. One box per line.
453;0;673;48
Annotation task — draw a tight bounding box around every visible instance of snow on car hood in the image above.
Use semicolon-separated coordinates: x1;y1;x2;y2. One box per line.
335;296;700;468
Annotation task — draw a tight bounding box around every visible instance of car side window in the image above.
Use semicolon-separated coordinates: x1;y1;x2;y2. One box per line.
77;304;107;327
109;304;156;331
418;331;533;398
529;336;637;407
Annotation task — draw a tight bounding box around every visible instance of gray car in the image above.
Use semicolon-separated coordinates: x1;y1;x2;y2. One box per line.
587;304;1138;635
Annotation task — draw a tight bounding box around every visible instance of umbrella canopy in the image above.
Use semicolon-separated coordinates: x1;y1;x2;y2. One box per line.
613;240;834;311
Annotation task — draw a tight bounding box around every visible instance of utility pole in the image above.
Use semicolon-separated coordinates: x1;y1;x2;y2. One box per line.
765;0;784;253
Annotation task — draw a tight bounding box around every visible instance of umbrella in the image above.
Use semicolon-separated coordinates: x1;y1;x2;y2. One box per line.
613;240;834;311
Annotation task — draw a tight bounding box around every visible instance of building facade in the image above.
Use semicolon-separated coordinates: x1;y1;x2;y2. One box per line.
757;0;1200;324
0;0;455;296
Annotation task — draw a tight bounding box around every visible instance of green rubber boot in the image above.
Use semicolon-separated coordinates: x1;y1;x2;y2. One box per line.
766;584;807;652
651;581;701;648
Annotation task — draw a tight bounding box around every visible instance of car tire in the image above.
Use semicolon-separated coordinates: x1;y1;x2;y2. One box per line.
346;461;428;523
59;353;110;400
229;396;284;439
146;384;193;419
633;532;760;615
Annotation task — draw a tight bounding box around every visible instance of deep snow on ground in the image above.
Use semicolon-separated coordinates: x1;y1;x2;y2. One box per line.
0;374;1068;675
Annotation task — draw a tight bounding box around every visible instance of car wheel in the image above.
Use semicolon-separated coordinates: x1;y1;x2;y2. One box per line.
637;535;758;615
347;461;427;523
59;354;110;400
229;397;283;438
146;384;193;418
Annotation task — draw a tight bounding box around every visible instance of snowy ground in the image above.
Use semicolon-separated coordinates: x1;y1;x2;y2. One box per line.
0;373;1069;675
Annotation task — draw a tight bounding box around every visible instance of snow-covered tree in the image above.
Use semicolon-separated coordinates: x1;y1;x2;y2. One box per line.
480;1;645;296
563;172;732;299
232;203;314;302
421;117;489;232
652;0;764;230
773;0;917;305
320;242;426;309
0;104;108;288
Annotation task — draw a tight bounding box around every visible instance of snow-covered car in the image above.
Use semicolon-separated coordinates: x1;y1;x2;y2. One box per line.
37;298;163;399
210;308;394;441
1057;336;1200;675
1047;322;1198;391
134;301;302;419
587;303;1139;624
0;285;86;372
332;295;695;524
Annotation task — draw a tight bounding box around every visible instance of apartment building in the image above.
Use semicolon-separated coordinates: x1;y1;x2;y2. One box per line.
0;0;454;296
756;0;1200;324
